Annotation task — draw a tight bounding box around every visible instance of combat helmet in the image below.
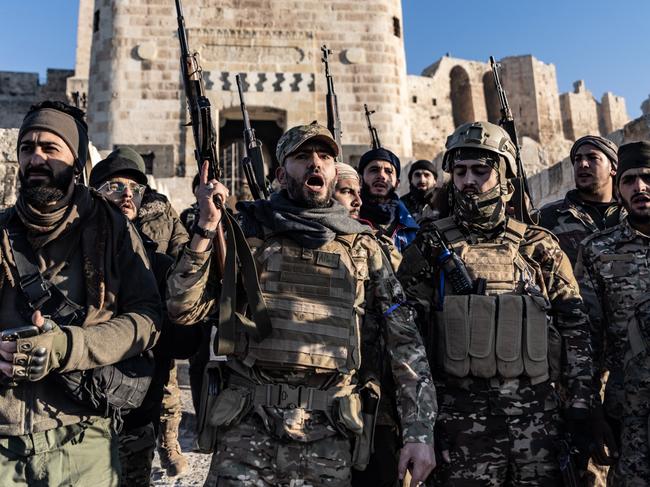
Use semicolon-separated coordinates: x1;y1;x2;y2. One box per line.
442;121;518;179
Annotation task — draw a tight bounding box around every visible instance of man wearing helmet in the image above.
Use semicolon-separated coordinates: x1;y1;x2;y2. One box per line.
398;121;593;485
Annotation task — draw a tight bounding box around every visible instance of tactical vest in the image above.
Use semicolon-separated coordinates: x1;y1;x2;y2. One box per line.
239;234;368;374
433;217;553;385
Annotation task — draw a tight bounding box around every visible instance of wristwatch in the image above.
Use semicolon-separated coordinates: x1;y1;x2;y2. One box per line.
192;223;217;239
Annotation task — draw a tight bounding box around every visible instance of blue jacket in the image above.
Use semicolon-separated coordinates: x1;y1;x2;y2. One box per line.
392;200;419;252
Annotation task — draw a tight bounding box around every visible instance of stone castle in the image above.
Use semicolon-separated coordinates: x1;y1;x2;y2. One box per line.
0;0;642;209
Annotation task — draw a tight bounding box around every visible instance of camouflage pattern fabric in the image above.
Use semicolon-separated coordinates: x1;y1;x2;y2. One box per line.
0;417;119;487
538;189;622;266
118;422;156;486
204;413;351;487
167;232;437;446
575;219;650;421
160;362;183;424
137;189;190;259
431;409;563;486
398;218;593;485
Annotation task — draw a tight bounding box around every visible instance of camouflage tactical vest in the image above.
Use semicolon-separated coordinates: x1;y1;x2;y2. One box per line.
239;234;368;374
433;217;553;385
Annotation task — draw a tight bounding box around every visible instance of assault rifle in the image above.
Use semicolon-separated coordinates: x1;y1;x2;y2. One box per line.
321;45;343;162
489;56;538;225
364;104;381;150
175;0;226;273
235;74;269;200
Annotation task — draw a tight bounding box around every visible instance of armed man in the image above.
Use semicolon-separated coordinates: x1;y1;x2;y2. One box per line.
89;148;201;484
539;135;622;485
398;121;594;486
575;141;650;485
332;162;404;487
358;147;419;252
402;160;440;223
0;101;161;485
166;122;436;486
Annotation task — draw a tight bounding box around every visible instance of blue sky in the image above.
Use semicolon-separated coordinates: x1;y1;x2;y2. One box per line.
1;1;647;116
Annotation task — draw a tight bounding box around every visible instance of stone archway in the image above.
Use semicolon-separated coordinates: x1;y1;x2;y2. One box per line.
483;71;501;125
450;65;474;127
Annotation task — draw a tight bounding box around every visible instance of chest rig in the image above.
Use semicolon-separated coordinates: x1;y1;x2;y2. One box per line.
239;234;369;374
433;217;552;385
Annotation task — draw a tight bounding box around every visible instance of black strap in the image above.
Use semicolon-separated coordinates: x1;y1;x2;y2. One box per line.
217;211;272;356
5;221;86;325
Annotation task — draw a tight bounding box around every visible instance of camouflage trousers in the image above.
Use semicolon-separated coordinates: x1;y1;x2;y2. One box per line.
431;409;562;486
160;360;183;423
612;352;650;486
204;413;352;487
118;422;156;487
0;417;119;487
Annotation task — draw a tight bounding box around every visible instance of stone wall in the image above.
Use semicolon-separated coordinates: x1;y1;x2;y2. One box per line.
86;0;410;179
0;129;19;209
560;80;599;140
0;69;74;129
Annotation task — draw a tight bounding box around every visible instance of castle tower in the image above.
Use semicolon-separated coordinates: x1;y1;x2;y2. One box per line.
86;0;411;183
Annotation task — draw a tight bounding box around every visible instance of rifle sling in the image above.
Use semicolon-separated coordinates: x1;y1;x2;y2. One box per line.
217;211;272;356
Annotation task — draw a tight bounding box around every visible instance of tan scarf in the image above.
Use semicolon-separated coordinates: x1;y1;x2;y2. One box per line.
5;185;109;312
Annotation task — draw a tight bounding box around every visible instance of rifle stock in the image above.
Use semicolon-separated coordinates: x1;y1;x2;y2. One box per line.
321;45;343;162
489;56;538;225
175;0;225;273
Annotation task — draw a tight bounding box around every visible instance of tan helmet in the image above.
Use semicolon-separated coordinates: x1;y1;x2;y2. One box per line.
442;121;518;178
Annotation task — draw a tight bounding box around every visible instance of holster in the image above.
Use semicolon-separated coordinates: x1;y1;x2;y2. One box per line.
196;361;222;453
351;380;381;471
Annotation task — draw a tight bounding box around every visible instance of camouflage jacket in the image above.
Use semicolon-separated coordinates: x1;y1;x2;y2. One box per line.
402;188;440;224
166;228;437;444
575;219;650;418
539;189;622;266
398;218;593;416
137;190;189;258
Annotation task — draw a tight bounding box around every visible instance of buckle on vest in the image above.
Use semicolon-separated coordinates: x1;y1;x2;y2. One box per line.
20;276;51;310
271;384;305;409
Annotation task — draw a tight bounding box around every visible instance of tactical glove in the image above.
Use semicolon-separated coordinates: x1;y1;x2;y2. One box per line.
589;403;619;466
12;319;69;382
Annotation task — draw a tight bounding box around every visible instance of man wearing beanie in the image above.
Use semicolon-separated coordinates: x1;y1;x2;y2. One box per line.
402;159;439;223
0;101;161;485
91;147;190;478
357;147;419;252
90;148;199;484
166;122;436;486
576;141;650;485
540;135;623;265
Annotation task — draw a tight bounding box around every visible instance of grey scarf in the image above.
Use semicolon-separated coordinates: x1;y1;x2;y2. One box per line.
237;191;369;248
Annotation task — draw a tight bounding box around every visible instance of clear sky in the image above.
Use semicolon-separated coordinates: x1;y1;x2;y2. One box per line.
1;1;647;117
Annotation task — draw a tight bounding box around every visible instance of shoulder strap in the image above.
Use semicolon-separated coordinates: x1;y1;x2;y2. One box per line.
432;216;465;244
5;219;86;325
217;211;272;356
504;218;528;244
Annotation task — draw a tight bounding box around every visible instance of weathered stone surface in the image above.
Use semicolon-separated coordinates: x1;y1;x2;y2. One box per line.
0;129;19;209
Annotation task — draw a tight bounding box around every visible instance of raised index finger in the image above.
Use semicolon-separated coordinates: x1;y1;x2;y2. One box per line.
200;160;210;186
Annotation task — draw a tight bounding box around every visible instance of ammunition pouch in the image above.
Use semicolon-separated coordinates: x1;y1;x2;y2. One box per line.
438;294;550;383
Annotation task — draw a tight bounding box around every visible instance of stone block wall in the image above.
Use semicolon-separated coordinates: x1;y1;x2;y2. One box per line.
87;0;410;177
560;80;599;140
0;129;19;209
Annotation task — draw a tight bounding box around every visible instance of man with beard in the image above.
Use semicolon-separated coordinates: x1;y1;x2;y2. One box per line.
539;135;622;485
402;160;439;223
358;147;419;252
0;101;161;485
540;136;622;265
333;162;403;487
398;121;594;486
575;141;650;485
165;122;437;486
89;150;200;484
